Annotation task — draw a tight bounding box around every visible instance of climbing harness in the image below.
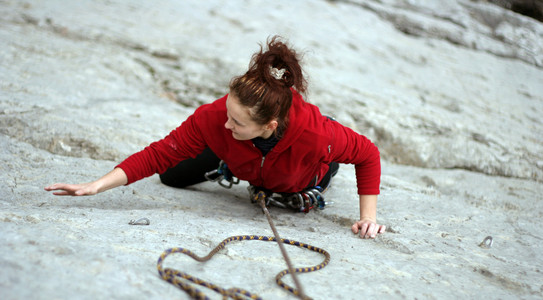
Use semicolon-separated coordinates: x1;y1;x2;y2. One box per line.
156;192;330;299
248;185;331;213
204;160;240;188
205;160;333;213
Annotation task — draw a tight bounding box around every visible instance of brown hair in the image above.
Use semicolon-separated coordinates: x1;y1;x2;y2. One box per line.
229;36;307;138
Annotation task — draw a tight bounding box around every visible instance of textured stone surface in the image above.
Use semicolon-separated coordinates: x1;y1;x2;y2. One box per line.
1;0;542;299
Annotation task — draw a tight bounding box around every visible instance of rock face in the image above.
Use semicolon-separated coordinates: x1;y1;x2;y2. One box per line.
488;0;543;22
333;0;543;181
1;0;542;299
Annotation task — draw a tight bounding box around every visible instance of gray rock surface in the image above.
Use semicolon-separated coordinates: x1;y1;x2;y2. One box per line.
1;0;542;299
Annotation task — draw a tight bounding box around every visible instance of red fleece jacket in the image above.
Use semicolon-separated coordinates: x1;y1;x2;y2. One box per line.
116;91;380;195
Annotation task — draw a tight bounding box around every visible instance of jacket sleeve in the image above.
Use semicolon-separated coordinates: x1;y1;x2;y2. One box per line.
328;120;381;195
115;112;207;185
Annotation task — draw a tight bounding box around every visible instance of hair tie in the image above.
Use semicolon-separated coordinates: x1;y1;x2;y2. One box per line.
270;66;286;80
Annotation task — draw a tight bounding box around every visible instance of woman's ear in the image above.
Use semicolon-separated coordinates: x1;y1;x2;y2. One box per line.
266;120;278;131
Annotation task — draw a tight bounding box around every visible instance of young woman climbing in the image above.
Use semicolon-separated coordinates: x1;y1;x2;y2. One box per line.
45;36;386;239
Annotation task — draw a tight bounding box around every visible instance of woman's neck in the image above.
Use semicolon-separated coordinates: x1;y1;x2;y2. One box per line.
259;130;275;140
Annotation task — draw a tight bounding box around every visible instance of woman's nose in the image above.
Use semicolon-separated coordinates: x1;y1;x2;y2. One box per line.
225;119;233;130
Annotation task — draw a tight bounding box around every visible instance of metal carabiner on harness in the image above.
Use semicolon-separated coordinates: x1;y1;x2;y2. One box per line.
293;186;326;213
305;186;326;209
204;160;240;188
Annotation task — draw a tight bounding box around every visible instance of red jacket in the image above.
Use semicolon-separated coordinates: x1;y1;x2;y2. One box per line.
117;91;380;195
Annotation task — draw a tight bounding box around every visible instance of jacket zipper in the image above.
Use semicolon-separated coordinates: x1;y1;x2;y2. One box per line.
260;155;266;183
252;142;266;185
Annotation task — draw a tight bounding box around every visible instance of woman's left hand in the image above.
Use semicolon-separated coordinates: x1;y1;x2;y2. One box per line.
351;218;386;239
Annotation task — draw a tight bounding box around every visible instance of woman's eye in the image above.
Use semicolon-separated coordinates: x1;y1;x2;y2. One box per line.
231;117;242;126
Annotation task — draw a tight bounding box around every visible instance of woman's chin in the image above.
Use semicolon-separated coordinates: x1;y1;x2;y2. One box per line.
231;132;244;140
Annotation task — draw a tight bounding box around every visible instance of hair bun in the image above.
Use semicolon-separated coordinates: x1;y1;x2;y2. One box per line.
251;36;306;93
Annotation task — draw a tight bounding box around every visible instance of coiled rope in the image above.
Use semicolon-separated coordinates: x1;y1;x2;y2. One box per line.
156;194;330;299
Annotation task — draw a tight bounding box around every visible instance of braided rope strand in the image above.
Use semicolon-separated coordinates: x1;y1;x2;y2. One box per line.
157;235;330;300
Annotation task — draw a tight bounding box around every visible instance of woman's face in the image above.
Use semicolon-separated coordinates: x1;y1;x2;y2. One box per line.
225;94;275;140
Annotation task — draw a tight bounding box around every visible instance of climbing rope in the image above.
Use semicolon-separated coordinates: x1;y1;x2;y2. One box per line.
156;193;330;299
157;235;330;299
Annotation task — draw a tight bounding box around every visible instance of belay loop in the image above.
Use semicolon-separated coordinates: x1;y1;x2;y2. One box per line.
204;160;240;188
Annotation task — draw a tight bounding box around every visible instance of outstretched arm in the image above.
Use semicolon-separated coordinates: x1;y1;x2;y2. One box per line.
44;167;128;196
325;120;384;238
351;194;386;239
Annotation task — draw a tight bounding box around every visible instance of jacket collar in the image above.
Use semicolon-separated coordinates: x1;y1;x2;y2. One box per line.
268;90;308;154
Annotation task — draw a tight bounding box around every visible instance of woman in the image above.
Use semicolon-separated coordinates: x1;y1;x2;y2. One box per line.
45;36;386;239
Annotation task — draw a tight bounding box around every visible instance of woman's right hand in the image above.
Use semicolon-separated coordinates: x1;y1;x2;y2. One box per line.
44;168;128;196
44;182;99;196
